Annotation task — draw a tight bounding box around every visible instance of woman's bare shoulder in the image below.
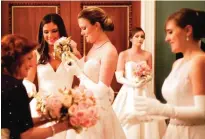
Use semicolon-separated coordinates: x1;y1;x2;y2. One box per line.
104;42;118;57
191;54;205;68
143;50;152;57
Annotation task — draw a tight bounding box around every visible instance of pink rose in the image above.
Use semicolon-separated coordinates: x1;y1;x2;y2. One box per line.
80;119;92;128
70;116;80;126
78;102;89;110
68;104;78;116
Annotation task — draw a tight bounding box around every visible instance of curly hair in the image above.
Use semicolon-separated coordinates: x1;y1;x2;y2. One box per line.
1;34;38;75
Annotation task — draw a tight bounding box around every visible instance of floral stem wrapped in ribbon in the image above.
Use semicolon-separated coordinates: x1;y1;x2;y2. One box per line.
35;87;99;133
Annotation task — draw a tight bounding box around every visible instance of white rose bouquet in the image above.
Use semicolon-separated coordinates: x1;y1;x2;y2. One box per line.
54;36;77;62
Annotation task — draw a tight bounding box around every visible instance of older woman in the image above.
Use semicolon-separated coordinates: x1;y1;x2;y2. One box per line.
1;34;71;139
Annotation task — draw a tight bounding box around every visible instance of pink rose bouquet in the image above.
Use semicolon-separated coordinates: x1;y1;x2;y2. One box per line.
35;87;98;133
133;62;152;83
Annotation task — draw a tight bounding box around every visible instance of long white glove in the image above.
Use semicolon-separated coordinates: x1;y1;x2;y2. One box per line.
23;79;37;98
63;52;83;74
64;59;110;99
134;95;205;120
115;71;147;88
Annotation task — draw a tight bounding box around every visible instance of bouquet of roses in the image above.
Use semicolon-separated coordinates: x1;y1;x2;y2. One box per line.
53;36;75;62
35;87;99;133
133;62;152;83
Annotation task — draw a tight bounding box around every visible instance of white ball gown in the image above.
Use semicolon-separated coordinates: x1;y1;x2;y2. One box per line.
112;61;166;139
29;62;76;139
66;58;126;139
161;59;205;139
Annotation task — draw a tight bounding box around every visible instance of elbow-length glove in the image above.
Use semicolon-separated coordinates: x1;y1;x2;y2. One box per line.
64;59;112;105
115;71;149;88
134;95;205;120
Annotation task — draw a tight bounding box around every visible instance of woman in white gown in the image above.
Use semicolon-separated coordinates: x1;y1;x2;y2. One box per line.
133;8;205;139
25;13;81;139
112;27;166;139
65;6;126;139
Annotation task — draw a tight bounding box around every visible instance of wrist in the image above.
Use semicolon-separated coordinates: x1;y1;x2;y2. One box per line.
50;125;56;136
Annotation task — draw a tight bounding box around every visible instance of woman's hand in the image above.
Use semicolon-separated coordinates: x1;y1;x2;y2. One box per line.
64;59;83;77
70;39;82;59
119;112;153;127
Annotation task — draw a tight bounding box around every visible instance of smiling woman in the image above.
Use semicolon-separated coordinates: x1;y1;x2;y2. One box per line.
24;13;82;139
64;6;126;139
1;34;72;139
133;8;205;139
1;34;37;80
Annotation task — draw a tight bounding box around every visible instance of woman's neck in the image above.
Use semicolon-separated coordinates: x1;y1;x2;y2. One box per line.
48;45;56;60
93;32;109;47
48;45;54;53
182;40;202;60
131;45;143;53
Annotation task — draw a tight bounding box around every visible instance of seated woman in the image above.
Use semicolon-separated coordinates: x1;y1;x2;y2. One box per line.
1;34;71;139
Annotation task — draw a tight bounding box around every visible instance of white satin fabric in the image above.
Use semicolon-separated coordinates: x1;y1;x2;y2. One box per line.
66;58;126;139
162;59;205;139
29;62;75;139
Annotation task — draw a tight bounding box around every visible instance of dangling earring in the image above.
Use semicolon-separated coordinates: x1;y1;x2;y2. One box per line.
186;36;189;41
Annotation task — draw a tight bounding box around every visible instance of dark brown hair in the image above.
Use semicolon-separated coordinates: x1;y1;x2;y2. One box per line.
166;8;205;40
1;34;37;75
130;27;145;39
78;6;114;31
129;27;145;48
37;13;68;64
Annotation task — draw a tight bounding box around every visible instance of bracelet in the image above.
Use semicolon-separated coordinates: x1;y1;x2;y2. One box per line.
50;125;56;136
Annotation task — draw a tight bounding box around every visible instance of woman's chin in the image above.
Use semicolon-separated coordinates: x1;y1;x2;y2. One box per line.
171;48;181;54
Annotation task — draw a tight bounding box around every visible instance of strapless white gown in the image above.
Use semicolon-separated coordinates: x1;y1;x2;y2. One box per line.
112;61;166;139
29;62;75;139
162;59;205;139
66;58;126;139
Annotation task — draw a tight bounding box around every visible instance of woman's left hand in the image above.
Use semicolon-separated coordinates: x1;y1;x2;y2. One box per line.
134;96;162;115
64;59;82;76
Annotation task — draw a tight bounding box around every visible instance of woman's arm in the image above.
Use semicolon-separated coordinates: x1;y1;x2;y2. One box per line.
32;117;50;127
190;55;205;96
116;51;125;71
21;120;70;139
147;52;152;69
134;56;205;120
99;44;118;86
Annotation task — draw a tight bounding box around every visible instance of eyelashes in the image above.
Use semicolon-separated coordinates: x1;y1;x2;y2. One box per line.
43;29;59;34
135;35;145;39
